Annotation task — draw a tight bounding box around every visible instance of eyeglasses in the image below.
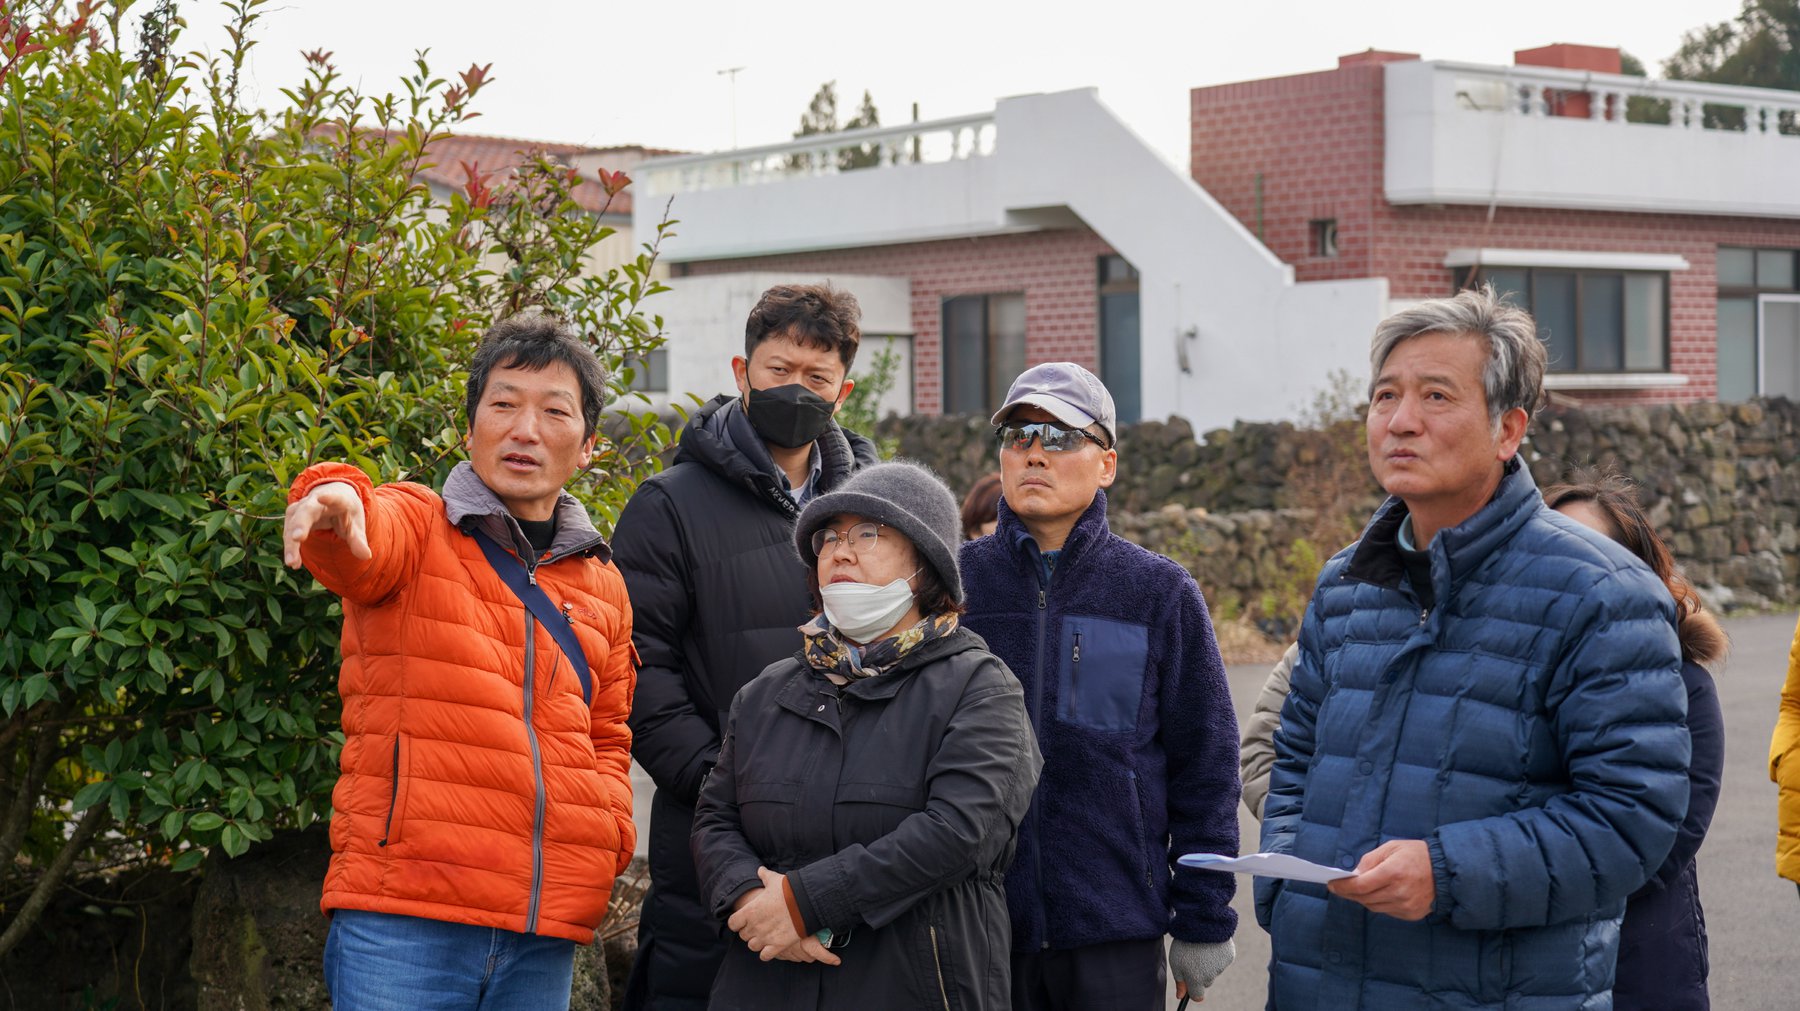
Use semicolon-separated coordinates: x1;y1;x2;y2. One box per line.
811;522;887;556
995;420;1108;453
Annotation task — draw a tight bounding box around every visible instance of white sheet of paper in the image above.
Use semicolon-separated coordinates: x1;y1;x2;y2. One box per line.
1177;851;1357;883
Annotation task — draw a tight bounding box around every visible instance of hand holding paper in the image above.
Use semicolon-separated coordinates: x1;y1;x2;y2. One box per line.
1326;839;1435;920
1177;851;1357;884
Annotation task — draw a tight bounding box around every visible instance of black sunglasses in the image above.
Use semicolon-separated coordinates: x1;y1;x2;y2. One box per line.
995;420;1108;453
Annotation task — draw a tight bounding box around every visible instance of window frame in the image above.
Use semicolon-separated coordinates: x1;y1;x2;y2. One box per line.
1458;266;1670;375
1716;245;1800;401
1717;245;1798;299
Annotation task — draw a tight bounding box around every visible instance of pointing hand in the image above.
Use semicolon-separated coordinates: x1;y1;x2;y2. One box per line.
283;481;370;568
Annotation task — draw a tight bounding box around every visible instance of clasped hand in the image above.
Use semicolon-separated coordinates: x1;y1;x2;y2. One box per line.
726;866;840;966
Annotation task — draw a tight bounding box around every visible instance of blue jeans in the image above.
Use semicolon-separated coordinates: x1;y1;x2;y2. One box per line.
324;909;576;1011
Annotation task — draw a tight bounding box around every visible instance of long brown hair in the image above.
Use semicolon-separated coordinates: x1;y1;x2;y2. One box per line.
1545;468;1728;668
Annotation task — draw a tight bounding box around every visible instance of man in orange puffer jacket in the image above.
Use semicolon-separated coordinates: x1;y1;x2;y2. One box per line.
283;315;636;1010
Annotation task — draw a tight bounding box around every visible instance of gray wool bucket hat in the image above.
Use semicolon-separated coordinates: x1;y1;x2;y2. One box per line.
794;461;964;603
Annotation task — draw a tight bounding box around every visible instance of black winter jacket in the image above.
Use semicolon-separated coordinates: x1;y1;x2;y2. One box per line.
692;627;1043;1011
1615;658;1723;1011
614;395;876;1010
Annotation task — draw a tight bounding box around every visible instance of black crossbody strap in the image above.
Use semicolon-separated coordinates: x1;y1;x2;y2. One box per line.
473;530;593;705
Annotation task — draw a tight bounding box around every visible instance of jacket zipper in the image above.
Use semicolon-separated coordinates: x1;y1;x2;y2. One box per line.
1128;770;1152;887
1070;630;1083;722
1032;572;1049;949
378;734;401;847
522;554;548;933
929;923;952;1011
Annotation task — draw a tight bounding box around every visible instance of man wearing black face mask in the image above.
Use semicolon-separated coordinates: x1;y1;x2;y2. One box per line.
614;283;878;1011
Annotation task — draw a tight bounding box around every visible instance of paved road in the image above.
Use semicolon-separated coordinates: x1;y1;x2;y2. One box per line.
631;610;1800;1010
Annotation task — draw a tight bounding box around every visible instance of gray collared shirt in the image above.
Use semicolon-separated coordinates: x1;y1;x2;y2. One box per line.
784;445;823;505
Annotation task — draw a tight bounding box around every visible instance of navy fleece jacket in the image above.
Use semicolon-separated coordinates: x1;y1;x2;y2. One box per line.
960;492;1240;952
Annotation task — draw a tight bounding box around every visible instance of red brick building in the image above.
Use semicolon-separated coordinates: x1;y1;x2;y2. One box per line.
1191;46;1800;405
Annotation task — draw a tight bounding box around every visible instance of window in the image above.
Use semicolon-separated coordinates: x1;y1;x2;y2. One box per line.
1718;245;1800;401
624;348;668;393
1310;219;1339;258
942;293;1026;415
1098;255;1142;424
1461;267;1667;373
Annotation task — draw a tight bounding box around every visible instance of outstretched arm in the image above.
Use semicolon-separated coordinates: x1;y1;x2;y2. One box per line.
285;462;434;605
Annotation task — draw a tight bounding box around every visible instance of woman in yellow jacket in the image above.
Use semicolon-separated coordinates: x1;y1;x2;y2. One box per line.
1775;612;1800;894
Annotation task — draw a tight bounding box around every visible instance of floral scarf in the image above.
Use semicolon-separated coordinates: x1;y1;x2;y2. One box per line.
800;611;960;682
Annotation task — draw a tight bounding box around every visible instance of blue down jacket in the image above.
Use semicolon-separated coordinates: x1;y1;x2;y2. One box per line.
961;492;1240;953
1258;460;1689;1010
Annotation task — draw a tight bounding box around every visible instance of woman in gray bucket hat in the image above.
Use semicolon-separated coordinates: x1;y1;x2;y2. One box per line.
692;462;1043;1010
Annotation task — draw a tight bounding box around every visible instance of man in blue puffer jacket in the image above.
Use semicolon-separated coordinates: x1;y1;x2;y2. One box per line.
1259;287;1690;1010
961;363;1241;1010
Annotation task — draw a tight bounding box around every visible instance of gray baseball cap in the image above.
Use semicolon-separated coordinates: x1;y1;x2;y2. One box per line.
990;362;1118;446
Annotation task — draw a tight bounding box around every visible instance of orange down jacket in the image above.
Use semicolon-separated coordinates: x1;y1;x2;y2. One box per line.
291;461;637;943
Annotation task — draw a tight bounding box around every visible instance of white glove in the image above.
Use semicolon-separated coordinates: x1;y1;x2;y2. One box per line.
1169;938;1235;998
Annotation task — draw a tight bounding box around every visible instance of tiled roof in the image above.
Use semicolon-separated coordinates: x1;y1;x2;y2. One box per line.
413;132;683;217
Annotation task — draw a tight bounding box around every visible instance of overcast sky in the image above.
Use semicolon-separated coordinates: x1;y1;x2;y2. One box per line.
178;0;1744;168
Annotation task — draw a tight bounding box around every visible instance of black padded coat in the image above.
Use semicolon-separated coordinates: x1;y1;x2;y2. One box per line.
692;627;1043;1010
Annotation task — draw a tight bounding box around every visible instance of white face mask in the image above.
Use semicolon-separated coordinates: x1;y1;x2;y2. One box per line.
820;570;919;643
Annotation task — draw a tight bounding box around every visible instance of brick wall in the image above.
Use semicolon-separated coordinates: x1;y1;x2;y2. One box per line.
1190;58;1390;284
679;229;1116;413
1190;57;1800;404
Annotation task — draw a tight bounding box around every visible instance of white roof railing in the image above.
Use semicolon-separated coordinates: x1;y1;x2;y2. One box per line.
638;112;998;195
1435;60;1800;133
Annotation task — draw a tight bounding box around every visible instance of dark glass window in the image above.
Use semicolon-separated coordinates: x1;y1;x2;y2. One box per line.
1459;267;1666;373
942;293;1026;415
1098;254;1141;424
1533;272;1577;369
1310;219;1339;258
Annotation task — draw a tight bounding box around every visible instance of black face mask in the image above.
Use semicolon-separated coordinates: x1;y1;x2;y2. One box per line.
745;384;837;448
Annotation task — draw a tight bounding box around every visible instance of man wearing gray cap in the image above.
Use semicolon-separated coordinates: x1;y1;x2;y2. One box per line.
959;363;1241;1009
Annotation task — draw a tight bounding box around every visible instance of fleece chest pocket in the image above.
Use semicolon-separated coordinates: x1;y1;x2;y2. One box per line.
1057;616;1149;733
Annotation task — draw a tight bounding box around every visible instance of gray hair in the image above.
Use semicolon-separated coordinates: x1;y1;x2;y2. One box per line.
1367;284;1546;424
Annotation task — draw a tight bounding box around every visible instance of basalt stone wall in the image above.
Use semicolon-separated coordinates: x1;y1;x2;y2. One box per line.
1109;506;1322;619
873;413;1385;515
876;397;1800;607
1524;398;1800;607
